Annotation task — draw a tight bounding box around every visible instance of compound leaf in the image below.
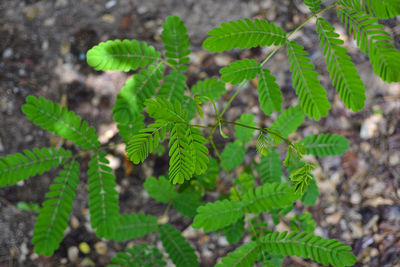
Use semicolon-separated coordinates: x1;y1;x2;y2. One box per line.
111;213;158;242
339;0;400;19
222;217;245;244
300;133;349;157
161;16;191;71
143;176;177;203
32;161;79;256
108;243;166;267
221;141;246;172
337;6;400;82
193;199;244;232
192;78;226;100
173;191;202;218
220;58;261;85
304;0;322;13
126;121;168;164
203;18;287;52
88;152;120;239
258;69;283;115
270;105;305;139
145;97;186;123
0;147;71;187
261;231;357;267
87;39;160;71
259;148;282;184
159;224;199;267
168;125;194;184
234;113;257;143
301;178;319;206
316;17;366;111
187;127;209;175
22;96;100;149
286;40;331;120
112;77;145;142
158;71;186;103
134;64;166;106
242;182;299;214
215;241;260;267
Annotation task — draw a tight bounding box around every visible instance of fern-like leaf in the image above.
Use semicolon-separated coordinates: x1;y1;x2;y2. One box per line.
301;178;319;206
134;63;166;105
108;243;166;267
145;97;186;123
286;40;331;120
111;213;158;242
300;133;349;156
215;241;260;267
159;224;199;267
126;121;168;164
158;71;186;103
88;152;120;239
256;134;272;156
220;58;261;85
168;125;194;184
305;0;322;13
337;6;400;82
258;69;283;115
161;16;191;71
22;96;100;149
192;78;226;100
222;217;245;244
0;147;71;187
173;191;202;218
203;18;287;52
193;199;244;232
221;141;246;171
261;231;357;267
259;148;282;184
182;96;197;122
113;77;145;142
143;176;177;203
187;127;209;175
234;113;257;143
270;105;305;139
339;0;400;19
32;161;79;256
316;17;366;111
87;39;160;71
242;182;299;214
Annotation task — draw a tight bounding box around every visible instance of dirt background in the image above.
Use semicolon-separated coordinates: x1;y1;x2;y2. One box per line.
1;0;400;266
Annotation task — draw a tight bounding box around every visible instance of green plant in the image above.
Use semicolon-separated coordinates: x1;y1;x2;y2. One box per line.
1;0;399;266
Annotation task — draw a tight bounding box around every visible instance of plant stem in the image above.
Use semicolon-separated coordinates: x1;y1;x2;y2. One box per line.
214;3;337;134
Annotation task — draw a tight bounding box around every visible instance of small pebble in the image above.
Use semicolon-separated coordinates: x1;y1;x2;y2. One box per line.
102;14;115;23
94;241;107;255
105;0;117;9
79;242;90;254
350;192;361;205
326;212;342;225
70;216;79;229
68;246;79;263
3;48;13;59
217;236;229;247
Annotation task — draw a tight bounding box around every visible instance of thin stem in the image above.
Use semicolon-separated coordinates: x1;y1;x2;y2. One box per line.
247;216;267;260
162;201;173;218
190;124;214;129
260;3;336;68
221;120;293;147
160;58;177;71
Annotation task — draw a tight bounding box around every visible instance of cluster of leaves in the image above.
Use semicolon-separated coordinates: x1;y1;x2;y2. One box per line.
1;1;399;266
